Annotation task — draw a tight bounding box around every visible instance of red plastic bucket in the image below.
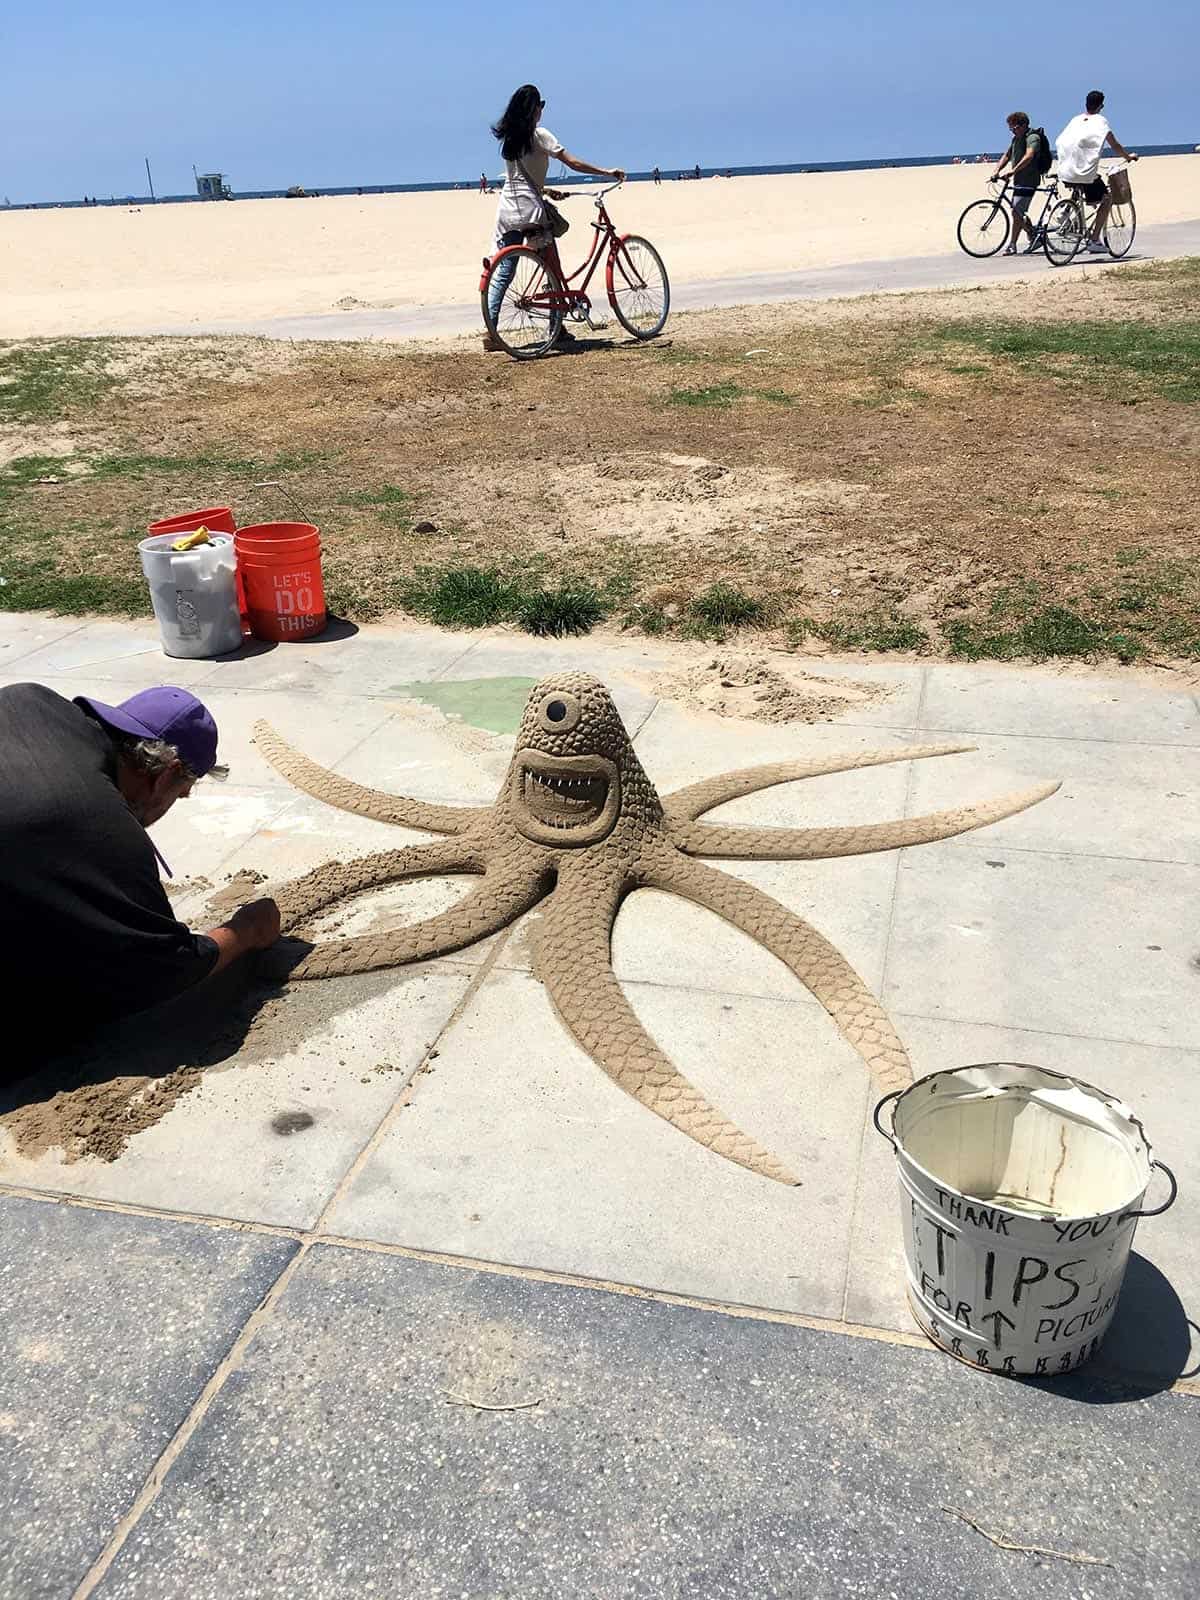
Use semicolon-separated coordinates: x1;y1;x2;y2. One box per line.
148;508;248;630
235;521;327;642
147;507;236;538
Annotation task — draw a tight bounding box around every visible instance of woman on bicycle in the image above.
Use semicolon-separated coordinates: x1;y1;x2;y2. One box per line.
484;84;626;351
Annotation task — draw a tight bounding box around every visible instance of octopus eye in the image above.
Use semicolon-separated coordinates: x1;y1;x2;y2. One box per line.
537;692;580;733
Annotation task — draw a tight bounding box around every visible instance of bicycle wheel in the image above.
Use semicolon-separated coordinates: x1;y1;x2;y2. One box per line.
482;246;564;359
1043;198;1085;267
607;235;670;338
1105;199;1136;258
956;197;1012;258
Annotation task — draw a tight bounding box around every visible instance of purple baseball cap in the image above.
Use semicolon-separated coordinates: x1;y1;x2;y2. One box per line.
75;687;220;777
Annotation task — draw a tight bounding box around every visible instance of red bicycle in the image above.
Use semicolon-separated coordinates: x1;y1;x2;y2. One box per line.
479;182;670;359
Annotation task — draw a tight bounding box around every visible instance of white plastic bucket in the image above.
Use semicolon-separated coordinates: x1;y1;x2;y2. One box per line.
138;532;243;659
874;1064;1176;1376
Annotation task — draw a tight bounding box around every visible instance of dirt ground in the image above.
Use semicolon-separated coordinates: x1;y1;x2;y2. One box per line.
1;257;1198;667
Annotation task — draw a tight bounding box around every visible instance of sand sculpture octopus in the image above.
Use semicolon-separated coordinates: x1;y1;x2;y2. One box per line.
256;674;1058;1185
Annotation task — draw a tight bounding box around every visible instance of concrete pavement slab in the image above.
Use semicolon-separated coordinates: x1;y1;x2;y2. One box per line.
0;1194;295;1600
922;663;1200;745
325;969;869;1318
0;967;473;1227
1;617;221;682
885;844;1200;1050
91;1245;1200;1600
201;628;475;697
170;684;401;790
844;1014;1200;1383
905;731;1200;863
0;611;87;670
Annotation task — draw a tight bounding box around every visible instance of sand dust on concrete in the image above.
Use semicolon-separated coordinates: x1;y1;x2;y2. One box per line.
206;867;268;913
0;1064;210;1164
0;962;409;1163
646;653;891;722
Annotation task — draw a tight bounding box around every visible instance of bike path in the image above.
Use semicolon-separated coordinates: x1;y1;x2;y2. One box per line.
159;217;1200;343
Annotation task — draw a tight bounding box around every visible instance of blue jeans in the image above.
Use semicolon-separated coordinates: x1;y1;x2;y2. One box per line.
487;230;525;324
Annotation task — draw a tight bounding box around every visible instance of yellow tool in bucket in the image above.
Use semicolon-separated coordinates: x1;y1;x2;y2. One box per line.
171;526;213;551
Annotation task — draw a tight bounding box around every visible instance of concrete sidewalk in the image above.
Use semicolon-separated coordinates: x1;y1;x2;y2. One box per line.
1;610;1197;1596
149;218;1200;343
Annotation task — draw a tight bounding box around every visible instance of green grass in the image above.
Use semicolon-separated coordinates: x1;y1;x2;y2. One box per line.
344;484;417;527
789;611;929;652
666;383;793;409
929;319;1200;401
941;562;1200;662
395;564;606;637
0;340;116;421
683;583;768;636
0;556;146;616
399;565;529;629
515;580;607;637
946;606;1141;663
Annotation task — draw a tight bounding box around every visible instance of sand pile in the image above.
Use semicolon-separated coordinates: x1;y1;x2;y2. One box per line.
651;654;890;723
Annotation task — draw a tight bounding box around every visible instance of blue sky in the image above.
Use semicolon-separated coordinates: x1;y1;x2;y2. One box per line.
2;0;1195;201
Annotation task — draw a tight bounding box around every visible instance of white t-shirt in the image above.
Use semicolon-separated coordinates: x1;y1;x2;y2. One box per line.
1056;113;1110;183
495;125;565;240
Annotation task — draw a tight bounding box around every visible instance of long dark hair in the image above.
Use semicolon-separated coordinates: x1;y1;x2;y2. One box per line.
491;84;542;161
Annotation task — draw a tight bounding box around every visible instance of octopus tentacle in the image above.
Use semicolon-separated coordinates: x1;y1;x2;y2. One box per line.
274;839;482;928
253;719;485;836
646;852;912;1095
288;855;553;981
534;870;799;1185
675;780;1061;860
662;743;975;823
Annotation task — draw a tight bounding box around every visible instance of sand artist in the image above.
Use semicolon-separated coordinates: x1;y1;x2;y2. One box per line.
258;674;1059;1185
0;684;280;1066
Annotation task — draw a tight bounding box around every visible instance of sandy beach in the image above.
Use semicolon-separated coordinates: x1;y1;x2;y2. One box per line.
2;156;1196;339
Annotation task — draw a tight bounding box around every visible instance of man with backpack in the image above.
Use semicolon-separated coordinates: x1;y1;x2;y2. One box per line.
991;113;1050;253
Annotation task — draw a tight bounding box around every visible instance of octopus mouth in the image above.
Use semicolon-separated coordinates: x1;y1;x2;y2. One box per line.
513;751;621;845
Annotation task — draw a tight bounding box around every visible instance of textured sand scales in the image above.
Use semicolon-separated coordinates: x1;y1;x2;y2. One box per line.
254;675;1059;1185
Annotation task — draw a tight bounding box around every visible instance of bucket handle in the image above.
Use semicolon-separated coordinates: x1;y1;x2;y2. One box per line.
872;1088;904;1149
1120;1160;1178;1221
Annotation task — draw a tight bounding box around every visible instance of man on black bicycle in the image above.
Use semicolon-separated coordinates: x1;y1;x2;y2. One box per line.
1056;90;1138;254
991;113;1045;254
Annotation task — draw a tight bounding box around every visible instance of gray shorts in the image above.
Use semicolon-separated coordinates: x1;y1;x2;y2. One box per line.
1012;188;1037;218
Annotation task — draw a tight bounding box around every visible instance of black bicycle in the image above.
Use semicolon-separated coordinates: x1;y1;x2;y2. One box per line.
956;175;1061;258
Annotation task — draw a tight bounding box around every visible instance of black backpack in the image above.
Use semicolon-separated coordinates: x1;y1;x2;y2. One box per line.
1029;127;1054;176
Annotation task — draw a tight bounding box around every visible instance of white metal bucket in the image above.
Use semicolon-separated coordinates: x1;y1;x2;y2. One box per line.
874;1064;1176;1376
138;532;243;659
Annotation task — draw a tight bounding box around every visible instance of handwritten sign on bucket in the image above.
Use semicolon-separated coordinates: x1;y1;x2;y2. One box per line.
875;1064;1176;1375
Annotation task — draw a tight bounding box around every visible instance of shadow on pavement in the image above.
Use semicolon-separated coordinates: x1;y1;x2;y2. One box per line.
1023;1253;1198;1403
0;943;312;1134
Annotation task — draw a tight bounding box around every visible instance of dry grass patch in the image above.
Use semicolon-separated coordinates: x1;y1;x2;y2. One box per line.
2;257;1198;660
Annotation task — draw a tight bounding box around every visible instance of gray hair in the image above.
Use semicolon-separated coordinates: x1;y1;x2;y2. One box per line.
115;734;199;783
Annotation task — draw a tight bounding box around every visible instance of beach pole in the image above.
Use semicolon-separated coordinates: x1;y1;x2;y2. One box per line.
145;157;156;202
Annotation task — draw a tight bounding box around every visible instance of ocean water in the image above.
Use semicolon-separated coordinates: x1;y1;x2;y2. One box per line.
8;143;1195;210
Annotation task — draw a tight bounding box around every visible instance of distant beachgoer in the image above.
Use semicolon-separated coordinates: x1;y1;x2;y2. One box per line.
652;166;661;185
1056;89;1138;252
992;113;1044;253
693;163;701;179
484;83;626;353
480;171;489;194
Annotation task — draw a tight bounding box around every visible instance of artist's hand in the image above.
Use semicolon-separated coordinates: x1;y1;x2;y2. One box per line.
545;188;570;201
1128;152;1139;161
229;898;281;949
610;168;627;182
